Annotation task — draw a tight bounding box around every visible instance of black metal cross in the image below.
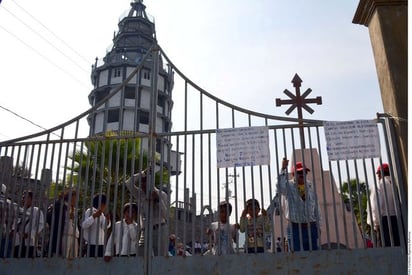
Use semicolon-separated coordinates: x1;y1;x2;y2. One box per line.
275;73;322;148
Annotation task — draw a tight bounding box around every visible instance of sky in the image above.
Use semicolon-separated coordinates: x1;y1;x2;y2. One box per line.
0;0;383;142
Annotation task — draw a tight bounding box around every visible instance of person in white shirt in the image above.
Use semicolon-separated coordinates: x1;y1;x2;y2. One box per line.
206;201;239;255
125;168;168;256
0;184;18;258
62;190;80;258
104;203;140;261
13;190;44;258
81;193;110;257
367;163;400;247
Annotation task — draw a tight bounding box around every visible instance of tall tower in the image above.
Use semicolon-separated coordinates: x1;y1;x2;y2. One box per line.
88;0;174;139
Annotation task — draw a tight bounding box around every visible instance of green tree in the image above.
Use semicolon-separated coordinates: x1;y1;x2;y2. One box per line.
67;132;147;187
341;179;371;236
46;181;65;200
66;131;169;218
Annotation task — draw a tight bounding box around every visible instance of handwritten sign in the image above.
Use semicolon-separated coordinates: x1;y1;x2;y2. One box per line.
324;120;381;161
216;126;270;168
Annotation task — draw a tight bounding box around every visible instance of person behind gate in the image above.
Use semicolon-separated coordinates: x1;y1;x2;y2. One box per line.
125;167;168;256
49;189;79;258
206;201;239;255
104;202;140;261
0;184;18;258
277;158;321;252
239;198;270;253
81;193;111;257
367;163;401;247
13;190;45;258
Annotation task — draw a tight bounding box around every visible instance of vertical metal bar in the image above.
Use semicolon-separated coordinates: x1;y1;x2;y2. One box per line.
145;45;160;274
191;134;196;254
173;135;180;251
276;128;286;252
312;126;328;249
70;139;82;259
352;160;362;249
181;81;188;256
344;160;360;249
335;160;350;248
199;93;205;256
207;132;212;250
380;117;407;249
304;128;315;251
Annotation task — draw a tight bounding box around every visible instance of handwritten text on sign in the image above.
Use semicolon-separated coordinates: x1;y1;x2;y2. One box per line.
324;120;381;161
216;126;270;168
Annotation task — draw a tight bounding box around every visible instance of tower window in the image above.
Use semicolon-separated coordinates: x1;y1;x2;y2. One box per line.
143;70;151;80
95;90;109;105
114;68;122;78
108;109;120;123
164;121;170;132
139;111;149;124
156;139;162;153
125;87;136;99
158;95;165;108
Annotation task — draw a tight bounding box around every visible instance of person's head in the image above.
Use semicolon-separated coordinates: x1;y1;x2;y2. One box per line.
376;163;390;179
62;189;77;206
292;162;310;184
92;193;107;211
123;202;138;220
218;201;232;223
21;190;33;207
176;242;185;255
245;199;260;217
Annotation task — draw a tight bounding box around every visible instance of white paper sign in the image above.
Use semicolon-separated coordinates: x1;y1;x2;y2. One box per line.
324;120;381;161
216;126;270;168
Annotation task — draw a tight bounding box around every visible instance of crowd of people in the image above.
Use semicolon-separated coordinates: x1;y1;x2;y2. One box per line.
0;160;402;259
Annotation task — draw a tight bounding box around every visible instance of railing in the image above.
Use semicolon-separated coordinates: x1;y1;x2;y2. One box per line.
0;44;407;275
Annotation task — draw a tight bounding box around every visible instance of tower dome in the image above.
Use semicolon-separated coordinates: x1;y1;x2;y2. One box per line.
88;0;174;138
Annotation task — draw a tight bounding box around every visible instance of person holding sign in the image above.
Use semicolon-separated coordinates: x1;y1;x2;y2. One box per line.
276;158;321;252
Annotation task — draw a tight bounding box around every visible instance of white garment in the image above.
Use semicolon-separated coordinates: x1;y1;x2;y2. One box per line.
62;233;79;258
14;206;44;246
104;219;140;256
367;176;397;226
125;175;169;256
81;207;110;245
62;204;79;258
0;195;18;235
209;221;237;255
65;217;79;239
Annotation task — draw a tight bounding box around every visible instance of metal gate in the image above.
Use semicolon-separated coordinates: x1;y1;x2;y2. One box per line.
0;45;407;274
